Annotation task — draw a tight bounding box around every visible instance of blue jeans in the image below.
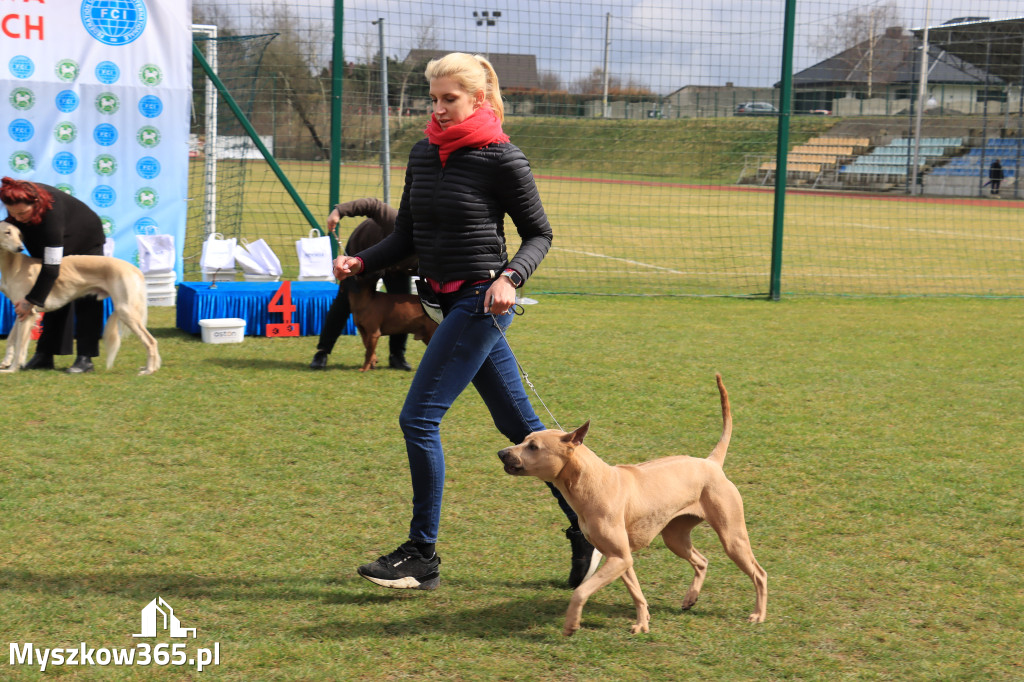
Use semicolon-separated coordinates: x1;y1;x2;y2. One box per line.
398;282;578;544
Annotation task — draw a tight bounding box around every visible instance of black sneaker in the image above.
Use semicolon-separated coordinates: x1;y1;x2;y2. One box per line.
309;350;329;370
357;541;441;590
566;527;602;588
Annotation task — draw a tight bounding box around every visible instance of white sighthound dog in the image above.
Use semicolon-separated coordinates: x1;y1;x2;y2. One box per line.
0;221;161;375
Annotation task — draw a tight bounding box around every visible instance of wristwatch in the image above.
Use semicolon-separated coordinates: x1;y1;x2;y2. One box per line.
501;268;523;288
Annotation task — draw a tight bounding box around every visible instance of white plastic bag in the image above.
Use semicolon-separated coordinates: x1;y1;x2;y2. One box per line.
136;234;175;273
242;238;283;277
295;229;333;279
200;232;236;271
233;243;264;275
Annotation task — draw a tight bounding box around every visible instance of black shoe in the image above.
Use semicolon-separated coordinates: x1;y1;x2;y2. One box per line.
22;352;54;370
309;350;329;370
389;354;412;371
566;527;602;588
65;356;94;374
357;541;441;590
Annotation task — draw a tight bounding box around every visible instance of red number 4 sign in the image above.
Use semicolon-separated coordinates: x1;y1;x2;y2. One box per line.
266;281;299;337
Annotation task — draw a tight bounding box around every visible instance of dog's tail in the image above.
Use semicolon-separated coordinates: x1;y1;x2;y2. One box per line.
707;373;732;466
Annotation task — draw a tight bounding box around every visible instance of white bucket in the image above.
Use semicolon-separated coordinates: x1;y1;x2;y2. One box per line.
199;318;246;343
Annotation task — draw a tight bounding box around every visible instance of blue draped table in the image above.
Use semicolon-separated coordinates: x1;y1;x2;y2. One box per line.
176;281;354;337
1;298;113;335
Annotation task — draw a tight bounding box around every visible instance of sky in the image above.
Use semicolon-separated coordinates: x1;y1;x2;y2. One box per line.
203;0;1023;95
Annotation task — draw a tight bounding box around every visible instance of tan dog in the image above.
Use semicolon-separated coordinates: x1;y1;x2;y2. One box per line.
347;279;437;371
498;374;766;636
0;221;161;375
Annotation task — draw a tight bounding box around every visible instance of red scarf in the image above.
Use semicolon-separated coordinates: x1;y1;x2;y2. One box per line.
424;103;509;166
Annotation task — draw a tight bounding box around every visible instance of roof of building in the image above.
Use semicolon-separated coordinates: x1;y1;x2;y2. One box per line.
790;26;999;88
914;16;1024;86
404;49;540;90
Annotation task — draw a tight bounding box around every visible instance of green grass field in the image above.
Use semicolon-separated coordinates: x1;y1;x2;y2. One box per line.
188;147;1024;297
2;296;1022;680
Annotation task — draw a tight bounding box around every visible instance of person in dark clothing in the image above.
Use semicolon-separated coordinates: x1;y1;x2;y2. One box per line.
333;53;599;593
310;198;416;371
0;177;105;373
989;159;1004;195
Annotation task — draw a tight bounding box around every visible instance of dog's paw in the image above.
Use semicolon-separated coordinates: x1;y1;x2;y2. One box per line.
747;613;766;623
630;622;650;634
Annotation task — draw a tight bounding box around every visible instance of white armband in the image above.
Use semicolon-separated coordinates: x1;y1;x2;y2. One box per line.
43;246;64;265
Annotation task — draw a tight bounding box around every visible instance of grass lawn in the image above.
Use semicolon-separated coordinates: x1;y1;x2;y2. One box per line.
1;295;1022;680
187;155;1024;297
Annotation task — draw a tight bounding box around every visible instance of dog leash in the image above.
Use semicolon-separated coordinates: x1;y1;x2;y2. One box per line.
491;310;563;431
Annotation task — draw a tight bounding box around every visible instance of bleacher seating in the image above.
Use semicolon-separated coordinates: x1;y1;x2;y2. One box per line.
759;135;872;180
806;136;871;149
839;137;963;179
930;137;1021;179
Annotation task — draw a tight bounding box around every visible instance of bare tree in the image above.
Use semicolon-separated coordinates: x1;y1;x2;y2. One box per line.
192;1;235;33
812;2;902;56
569;67;651;96
395;20;439;116
253;4;331;158
537;70;562;92
811;2;903;97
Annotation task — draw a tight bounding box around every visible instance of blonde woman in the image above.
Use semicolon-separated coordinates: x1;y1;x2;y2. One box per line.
334;53;600;591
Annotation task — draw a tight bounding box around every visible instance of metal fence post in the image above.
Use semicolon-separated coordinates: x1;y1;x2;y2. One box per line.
769;0;797;301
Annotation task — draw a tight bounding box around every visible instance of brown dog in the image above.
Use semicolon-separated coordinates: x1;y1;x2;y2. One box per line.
497;374;766;635
347;279;437;371
0;222;161;375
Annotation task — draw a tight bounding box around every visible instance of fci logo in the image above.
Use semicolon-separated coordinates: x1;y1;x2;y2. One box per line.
81;0;147;46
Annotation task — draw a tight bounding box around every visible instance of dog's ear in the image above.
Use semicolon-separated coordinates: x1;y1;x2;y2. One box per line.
563;420;590;447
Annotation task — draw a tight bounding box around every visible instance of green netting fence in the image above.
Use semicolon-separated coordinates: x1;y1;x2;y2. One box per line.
188;0;1024;297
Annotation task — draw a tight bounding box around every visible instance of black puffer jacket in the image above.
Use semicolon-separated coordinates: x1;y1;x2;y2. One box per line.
356;139;552;285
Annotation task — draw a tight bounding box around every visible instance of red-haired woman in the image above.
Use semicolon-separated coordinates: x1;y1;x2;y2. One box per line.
0;177;106;373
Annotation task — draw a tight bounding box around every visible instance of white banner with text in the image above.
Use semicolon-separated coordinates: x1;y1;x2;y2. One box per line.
3;0;192;280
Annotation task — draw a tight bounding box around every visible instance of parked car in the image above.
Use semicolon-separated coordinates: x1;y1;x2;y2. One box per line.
734;101;779;116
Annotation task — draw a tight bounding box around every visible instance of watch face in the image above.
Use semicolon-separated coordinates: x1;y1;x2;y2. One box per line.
504;270;522;286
